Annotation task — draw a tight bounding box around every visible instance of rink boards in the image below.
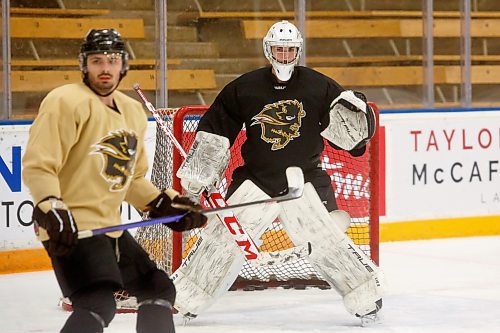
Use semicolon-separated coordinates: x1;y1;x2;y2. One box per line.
0;108;499;273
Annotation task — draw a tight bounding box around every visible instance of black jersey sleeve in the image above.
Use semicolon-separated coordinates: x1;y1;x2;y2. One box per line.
319;76;344;132
329;142;367;157
196;82;244;146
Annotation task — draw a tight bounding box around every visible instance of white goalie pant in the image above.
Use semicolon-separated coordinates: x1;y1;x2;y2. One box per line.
279;183;384;316
171;180;280;316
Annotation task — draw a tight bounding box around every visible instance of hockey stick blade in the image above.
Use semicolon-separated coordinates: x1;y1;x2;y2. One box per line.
172;166;304;214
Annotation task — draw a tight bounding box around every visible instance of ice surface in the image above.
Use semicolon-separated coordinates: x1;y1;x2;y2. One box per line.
1;236;499;333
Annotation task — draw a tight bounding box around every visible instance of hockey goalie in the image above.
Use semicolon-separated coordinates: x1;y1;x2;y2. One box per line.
172;20;384;323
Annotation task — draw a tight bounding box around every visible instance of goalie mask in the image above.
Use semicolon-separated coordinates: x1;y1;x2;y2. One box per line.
79;28;129;94
263;20;303;82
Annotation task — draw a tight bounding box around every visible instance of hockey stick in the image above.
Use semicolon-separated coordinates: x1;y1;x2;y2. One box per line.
78;214;184;239
172;167;304;214
133;84;307;264
77;172;303;239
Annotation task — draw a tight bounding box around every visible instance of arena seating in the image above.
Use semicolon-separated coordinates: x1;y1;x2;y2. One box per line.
239;15;500;106
10;7;110;17
11;69;216;92
8;5;216;118
7;1;500;118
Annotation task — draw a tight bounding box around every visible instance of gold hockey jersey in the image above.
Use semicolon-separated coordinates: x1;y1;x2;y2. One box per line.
22;83;160;239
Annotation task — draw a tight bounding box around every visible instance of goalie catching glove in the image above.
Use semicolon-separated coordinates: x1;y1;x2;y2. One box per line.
147;189;207;232
321;90;376;151
33;197;78;257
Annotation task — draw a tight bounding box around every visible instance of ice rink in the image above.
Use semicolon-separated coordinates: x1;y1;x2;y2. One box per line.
1;235;499;333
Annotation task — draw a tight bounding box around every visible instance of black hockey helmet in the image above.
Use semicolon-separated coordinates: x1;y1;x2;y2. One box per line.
79;28;129;76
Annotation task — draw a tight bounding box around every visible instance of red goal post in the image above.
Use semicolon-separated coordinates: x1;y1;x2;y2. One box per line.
136;103;380;290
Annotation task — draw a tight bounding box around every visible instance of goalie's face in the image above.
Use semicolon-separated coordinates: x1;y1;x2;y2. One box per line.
271;46;299;65
86;53;123;96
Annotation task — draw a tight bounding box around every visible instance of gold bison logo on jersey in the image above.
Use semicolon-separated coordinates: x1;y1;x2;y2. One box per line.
92;130;138;191
251;100;306;150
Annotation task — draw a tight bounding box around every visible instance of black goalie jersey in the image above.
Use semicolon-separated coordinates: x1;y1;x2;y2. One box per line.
198;66;361;197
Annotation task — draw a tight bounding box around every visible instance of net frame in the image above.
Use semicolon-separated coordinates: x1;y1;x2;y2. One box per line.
137;104;380;290
134;107;180;274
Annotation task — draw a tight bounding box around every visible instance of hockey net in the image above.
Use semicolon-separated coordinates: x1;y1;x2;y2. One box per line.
138;104;380;289
61;103;379;312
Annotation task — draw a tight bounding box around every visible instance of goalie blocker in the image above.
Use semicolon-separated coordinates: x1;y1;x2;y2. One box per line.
176;131;231;197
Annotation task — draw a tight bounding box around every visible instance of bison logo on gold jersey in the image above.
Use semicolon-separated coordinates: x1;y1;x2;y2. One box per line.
251;100;306;150
92;130;138;191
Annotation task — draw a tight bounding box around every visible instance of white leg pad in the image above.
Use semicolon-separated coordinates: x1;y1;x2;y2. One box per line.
279;183;384;316
172;180;280;316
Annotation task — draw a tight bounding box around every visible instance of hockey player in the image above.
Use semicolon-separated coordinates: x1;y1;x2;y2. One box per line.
22;28;207;333
173;20;383;322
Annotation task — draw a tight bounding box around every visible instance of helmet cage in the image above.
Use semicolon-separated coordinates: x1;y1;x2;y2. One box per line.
267;41;301;65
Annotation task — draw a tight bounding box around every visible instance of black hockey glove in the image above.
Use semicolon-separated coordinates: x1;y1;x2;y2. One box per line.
147;189;207;232
33;197;78;257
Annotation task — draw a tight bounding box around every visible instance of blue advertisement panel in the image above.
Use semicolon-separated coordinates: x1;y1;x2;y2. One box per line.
0;121;157;250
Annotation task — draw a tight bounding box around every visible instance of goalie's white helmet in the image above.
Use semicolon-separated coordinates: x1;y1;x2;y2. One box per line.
263;20;303;82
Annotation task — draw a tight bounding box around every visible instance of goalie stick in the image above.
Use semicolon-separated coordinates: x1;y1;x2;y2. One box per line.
77;168;303;239
77;176;309;267
172;167;304;213
133;83;305;266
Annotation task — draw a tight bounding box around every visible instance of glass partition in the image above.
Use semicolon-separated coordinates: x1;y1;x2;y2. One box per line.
166;0;296;108
8;0;156;119
1;1;3;120
1;0;10;120
302;1;414;109
2;0;500;119
301;0;500;109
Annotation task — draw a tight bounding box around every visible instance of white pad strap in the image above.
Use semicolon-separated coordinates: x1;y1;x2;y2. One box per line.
172;180;280;316
279;183;384;316
330;209;351;233
321;90;373;151
176;131;230;195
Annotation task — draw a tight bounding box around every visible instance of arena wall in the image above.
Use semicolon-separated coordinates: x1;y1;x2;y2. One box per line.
1;108;499;273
